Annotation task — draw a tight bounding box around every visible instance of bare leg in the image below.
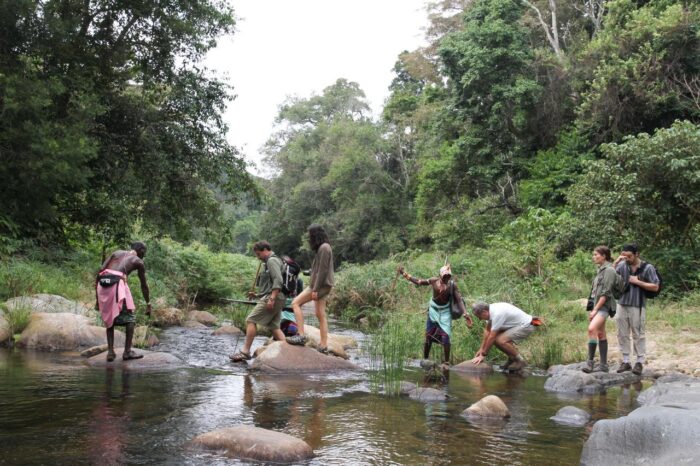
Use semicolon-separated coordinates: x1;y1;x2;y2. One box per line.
124;322;135;353
443;343;451;364
315;297;328;348
291;288;313;336
423;337;432;359
271;328;286;342
242;321;257;354
106;326;116;361
494;334;519;359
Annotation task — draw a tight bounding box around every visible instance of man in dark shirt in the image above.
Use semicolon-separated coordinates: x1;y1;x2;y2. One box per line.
614;243;660;375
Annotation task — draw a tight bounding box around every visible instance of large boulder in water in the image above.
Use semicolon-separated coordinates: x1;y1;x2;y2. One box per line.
190;425;314;462
84;348;184;370
550;406;590;426
151;307;185;327
580;377;700;465
450;360;494;375
544;362;641;394
462;395;510;419
186;310;218;326
16;312;124;351
5;294;93;316
250;341;358;373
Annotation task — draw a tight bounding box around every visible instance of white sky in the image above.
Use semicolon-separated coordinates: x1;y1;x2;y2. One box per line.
205;0;429;176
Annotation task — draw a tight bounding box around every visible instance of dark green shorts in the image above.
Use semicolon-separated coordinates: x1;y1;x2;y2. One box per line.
113;309;136;326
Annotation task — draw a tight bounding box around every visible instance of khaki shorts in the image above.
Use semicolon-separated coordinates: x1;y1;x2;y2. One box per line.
247;294;286;331
504;324;535;343
305;286;332;300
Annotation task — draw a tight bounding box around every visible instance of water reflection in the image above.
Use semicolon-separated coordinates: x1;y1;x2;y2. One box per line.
86;369;130;465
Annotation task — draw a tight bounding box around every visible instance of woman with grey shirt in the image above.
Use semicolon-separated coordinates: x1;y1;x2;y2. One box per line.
287;224;335;353
582;245;618;373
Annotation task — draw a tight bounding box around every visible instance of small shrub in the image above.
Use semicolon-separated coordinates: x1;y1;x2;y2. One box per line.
4;304;32;339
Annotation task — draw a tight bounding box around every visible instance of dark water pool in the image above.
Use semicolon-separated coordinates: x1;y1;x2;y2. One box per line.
0;325;645;465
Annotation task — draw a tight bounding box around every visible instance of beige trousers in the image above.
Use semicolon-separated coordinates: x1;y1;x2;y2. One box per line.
616;304;647;362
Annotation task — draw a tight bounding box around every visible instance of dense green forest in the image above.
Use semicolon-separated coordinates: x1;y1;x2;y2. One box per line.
1;0;700;292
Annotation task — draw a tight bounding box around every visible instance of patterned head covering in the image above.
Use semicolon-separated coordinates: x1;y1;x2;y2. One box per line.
439;264;452;278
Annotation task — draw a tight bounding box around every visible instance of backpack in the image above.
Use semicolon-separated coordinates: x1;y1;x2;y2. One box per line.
449;281;465;320
636;262;662;299
276;254;301;297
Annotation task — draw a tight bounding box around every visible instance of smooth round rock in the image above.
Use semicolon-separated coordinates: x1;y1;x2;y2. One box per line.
17;312;125;351
463;395;510;419
190;425;314;462
151;307;185;327
250;341;358;373
5;294;92;316
0;315;10;345
81;344;109;357
212;325;243;336
550;406;590;426
451;360;494;375
187;310;218;326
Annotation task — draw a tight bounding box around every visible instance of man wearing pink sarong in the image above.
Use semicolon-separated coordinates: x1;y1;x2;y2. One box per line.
95;242;152;361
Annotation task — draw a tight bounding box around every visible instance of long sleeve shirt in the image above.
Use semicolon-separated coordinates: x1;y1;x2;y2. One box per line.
310;243;334;291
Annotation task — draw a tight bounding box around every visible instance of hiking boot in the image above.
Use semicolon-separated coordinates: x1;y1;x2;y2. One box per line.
617;362;632;373
507;359;527;372
595;363;609;373
500;359;515;371
581;360;594;373
286;334;307;346
632;362;643;376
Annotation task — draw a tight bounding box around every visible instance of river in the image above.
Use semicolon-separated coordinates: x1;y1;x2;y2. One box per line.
0;321;646;465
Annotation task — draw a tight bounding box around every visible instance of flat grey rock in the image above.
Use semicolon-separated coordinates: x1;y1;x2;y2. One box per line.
407;387;447;402
580;377;700;465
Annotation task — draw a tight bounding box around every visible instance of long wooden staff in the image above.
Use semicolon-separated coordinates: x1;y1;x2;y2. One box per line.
250;262;262;296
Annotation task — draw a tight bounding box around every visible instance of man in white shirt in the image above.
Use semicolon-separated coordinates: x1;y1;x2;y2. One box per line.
470;302;541;371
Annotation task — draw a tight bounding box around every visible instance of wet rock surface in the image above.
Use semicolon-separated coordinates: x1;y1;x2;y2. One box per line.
581;376;700;465
190;425;314;462
550;406;590;426
301;325;353;359
545;362;641;394
17;312;124;351
250;341;359;373
450;360;494;375
84;348;184;369
80;344;108;357
462;395;510;419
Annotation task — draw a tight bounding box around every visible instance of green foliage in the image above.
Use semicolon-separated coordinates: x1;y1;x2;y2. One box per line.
0;0;256;246
147;239;258;304
568;120;700;288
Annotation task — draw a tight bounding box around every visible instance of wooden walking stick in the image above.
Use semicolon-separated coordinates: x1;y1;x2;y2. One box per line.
250;262;262;297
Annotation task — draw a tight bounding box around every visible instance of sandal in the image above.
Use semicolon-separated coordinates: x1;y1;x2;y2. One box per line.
122;350;144;361
317;346;329;355
106;351;116;362
229;351;252;363
286;334;307;346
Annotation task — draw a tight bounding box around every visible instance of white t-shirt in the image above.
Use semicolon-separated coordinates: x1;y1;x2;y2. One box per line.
489;303;532;331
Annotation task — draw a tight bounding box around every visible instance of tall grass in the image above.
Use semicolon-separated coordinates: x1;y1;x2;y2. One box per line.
2;304;32;344
367;312;423;395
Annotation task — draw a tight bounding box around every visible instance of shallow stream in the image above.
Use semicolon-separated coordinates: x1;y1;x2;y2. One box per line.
0;321;646;465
